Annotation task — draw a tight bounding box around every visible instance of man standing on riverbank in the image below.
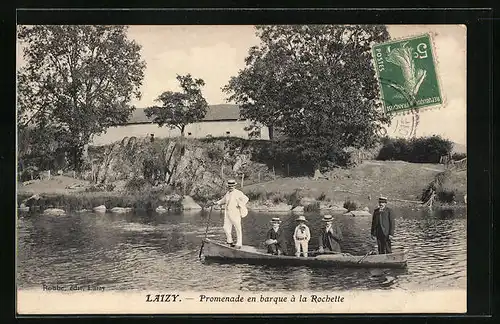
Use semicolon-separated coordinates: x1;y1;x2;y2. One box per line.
371;196;395;254
213;179;249;249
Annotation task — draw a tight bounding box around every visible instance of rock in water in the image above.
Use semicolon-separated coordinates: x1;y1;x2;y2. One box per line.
110;207;129;214
182;196;202;210
156;206;167;213
43;208;66;216
93;205;107;213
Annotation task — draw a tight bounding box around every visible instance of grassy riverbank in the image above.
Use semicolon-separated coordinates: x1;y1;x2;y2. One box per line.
17;160;466;213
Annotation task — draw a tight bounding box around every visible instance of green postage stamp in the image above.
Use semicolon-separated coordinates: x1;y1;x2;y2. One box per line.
372;33;443;115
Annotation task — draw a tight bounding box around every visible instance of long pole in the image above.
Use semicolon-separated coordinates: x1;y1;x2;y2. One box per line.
198;205;214;259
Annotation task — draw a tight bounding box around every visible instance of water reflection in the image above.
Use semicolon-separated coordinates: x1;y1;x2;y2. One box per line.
17;207;466;291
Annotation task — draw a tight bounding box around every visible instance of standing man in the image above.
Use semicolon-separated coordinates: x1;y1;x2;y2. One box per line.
371;196;395;254
213;179;249;249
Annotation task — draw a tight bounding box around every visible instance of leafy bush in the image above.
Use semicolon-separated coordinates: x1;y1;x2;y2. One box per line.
206;144;225;161
437;190;456;203
343;198;358;211
286;189;304;207
125;177;150;192
304;202;321;212
85;185;105;192
19;166;40;182
452;152;466;161
269;192;287;204
317;192;327;201
377;135;453;163
245;189;268;202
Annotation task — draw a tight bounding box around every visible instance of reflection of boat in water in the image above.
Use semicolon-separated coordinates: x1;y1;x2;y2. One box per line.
201;239;407;269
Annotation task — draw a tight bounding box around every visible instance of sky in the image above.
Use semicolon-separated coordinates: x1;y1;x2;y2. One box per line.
16;25;467;145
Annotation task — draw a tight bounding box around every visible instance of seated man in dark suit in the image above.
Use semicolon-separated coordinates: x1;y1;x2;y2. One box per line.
265;217;288;255
318;214;343;253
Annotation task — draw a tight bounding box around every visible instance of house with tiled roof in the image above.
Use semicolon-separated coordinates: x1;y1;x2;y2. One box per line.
90;104;270;146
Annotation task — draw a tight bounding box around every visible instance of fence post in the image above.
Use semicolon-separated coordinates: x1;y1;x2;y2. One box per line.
287;164;290;177
48;170;51;180
258;172;261;183
272;166;276;180
221;165;224;180
241;173;245;189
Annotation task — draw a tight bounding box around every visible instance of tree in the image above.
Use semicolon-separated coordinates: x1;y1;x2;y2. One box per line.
17;25;146;171
223;25;391;146
145;74;208;137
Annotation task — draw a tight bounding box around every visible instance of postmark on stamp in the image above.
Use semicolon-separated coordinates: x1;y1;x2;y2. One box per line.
378;113;419;139
372;33;443;116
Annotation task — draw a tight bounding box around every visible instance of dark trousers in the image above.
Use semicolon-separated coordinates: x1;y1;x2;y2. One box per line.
267;243;280;255
376;235;392;254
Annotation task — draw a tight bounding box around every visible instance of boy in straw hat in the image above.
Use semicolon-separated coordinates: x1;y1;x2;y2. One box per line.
371;196;395;254
265;217;288;255
293;215;311;257
318;214;343;253
213;179;249;249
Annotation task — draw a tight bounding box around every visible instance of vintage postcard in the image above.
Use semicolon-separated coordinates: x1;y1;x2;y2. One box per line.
16;24;467;314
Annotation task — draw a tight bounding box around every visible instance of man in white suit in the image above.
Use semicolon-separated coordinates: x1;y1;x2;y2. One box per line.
213;179;249;249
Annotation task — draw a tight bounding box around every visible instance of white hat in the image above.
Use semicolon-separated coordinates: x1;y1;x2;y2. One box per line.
270;217;281;223
322;214;334;222
227;179;237;187
295;215;308;222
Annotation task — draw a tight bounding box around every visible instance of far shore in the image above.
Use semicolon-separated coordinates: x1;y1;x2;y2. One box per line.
17;174;466;215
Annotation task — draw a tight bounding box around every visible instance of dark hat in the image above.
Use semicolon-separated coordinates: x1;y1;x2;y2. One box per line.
378;196;388;203
227;179;237;187
322;214;334;222
270;217;281;224
295;215;308;222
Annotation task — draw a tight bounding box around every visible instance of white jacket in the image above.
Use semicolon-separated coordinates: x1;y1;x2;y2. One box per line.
216;189;249;218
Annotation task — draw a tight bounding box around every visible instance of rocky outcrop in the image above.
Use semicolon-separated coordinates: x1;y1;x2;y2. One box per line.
87;137;270;199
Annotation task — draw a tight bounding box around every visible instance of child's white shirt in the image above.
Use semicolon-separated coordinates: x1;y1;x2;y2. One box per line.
294;224;311;241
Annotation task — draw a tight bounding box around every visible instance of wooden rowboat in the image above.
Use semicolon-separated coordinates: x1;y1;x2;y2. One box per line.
201;239;408;269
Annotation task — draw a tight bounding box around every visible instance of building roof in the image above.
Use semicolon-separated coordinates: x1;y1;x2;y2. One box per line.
127;104;242;124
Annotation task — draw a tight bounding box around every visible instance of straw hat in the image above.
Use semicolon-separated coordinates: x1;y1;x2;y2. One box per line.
270;217;281;224
322;214;334;222
227;179;237;187
295;215;308;222
378;196;388;203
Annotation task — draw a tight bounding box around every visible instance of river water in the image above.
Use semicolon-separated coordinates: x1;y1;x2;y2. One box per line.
16;207;466;292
